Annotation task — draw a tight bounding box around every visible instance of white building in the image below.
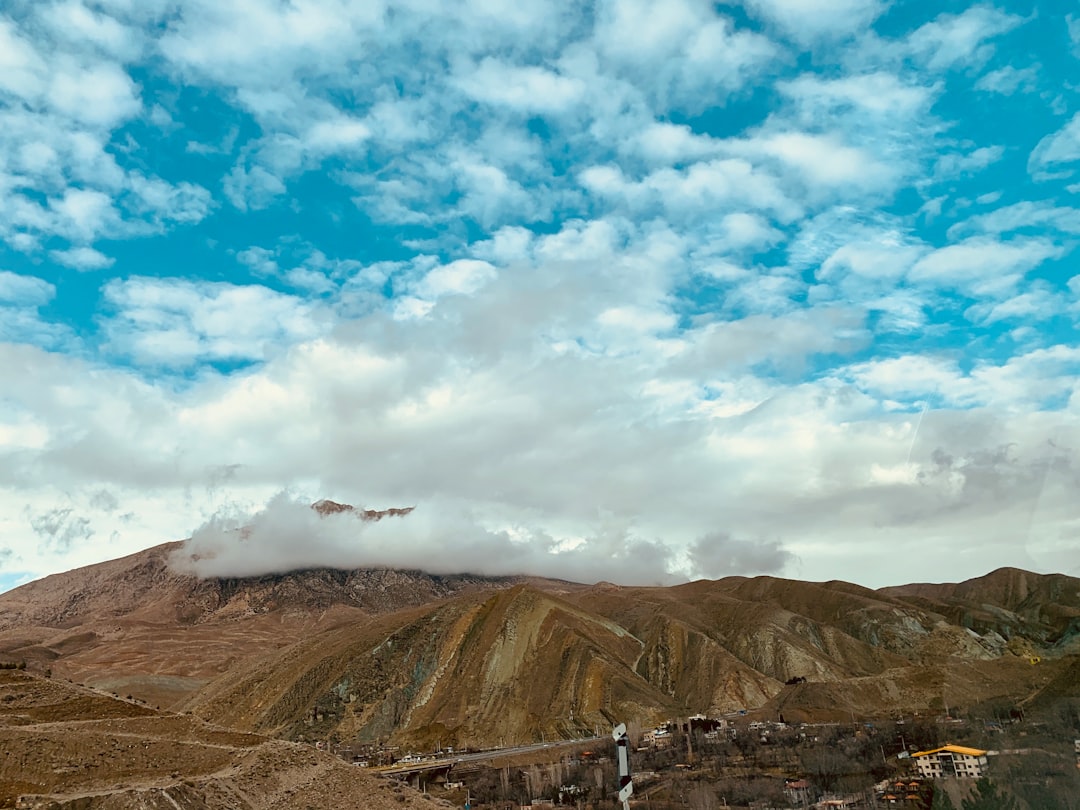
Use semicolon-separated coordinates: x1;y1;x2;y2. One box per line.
911;744;988;778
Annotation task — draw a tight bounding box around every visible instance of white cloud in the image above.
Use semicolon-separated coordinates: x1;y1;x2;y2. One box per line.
581;159;799;223
909;237;1062;297
593;0;777;109
0;271;55;306
965;284;1065;325
743;0;886;41
48;188;119;242
158;0;385;88
949;201;1080;238
0;17;46;101
173;493;685;584
818;231;926;283
0;11;210;255
718;213;783;250
629;122;721;166
974;64;1038;95
933;145;1004;179
126;175;214;225
224;164;288;211
455;59;586;114
417;259;498;299
0;272;67;349
779;72;935;124
39;0;143;61
737;131;897;194
1029;112;1080;175
236;246;278;276
101;277;328;367
3;289;1080;588
901;6;1022;71
47;59;141;127
49;246;115;271
304;116;371;153
854;6;1022;73
844;346;1080;411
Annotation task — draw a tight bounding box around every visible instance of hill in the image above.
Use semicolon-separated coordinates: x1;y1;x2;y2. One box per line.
0;668;436;810
0;541;538;708
1;541;1077;749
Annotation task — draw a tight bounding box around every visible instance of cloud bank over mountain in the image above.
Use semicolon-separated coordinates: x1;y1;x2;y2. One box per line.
171;493;694;584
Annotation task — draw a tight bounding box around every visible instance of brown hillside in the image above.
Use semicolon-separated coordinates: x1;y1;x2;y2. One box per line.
0;542;534;708
881;567;1080;645
567;580;910;682
3;547;1079;750
0;669;435;810
183;585;681;749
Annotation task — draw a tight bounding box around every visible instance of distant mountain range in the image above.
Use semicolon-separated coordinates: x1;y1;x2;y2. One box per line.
2;529;1078;749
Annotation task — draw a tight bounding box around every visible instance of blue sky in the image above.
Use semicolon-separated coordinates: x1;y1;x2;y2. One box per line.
2;0;1080;592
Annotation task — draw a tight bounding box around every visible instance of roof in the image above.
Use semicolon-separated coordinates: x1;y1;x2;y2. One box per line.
911;744;987;758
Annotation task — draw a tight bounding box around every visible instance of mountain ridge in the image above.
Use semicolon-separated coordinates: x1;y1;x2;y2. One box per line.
2;542;1077;748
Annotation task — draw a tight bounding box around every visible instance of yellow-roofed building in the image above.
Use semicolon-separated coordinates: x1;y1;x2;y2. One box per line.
911;744;988;779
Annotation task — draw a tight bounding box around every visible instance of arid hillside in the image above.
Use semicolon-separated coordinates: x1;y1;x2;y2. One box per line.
0;668;437;810
1;537;1077;750
0;540;542;708
880;567;1080;646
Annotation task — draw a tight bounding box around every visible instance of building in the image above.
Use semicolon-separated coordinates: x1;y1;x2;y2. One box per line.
911;744;988;778
876;779;930;806
784;778;812;806
642;726;673;748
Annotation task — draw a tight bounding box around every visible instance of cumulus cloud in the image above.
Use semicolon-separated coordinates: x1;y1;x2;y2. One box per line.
100;277;328;367
743;0;886;41
0;271;68;348
1;0;1079;596
908;237;1062;298
0;271;55;306
49;245;115;270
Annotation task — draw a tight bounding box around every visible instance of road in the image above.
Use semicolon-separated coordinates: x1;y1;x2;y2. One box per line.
378;736;605;776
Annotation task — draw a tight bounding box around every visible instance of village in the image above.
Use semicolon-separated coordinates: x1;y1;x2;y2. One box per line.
318;708;1080;810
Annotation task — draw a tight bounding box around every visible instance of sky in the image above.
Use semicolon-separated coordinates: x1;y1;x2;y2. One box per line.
2;0;1080;592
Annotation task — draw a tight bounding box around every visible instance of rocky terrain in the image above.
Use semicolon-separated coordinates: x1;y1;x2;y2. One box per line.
0;668;441;810
1;529;1078;752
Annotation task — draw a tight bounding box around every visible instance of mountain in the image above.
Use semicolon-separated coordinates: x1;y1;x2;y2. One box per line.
881;567;1080;647
0;541;541;708
2;541;1078;749
183;584;679;749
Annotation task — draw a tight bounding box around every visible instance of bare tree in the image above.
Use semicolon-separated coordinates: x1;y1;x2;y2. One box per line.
687;784;718;810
